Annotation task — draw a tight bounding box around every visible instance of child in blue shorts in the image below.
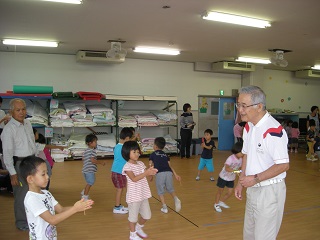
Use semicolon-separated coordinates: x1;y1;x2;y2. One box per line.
196;129;215;181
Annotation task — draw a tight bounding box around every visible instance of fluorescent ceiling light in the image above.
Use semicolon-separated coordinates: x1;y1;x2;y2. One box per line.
236;57;271;64
42;0;82;4
133;46;180;55
2;39;58;47
202;11;271;28
311;65;320;70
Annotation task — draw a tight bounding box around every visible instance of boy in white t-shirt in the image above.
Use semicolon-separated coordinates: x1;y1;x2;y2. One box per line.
214;142;243;212
20;156;94;240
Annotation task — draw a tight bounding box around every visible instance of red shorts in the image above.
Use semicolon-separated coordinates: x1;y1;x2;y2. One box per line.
111;172;127;188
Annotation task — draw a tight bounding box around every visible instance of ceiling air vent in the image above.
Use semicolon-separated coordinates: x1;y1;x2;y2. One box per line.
212;61;255;73
76;50;125;64
295;69;320;78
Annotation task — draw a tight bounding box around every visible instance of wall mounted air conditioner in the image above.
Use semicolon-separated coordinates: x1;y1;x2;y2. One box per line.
295;69;320;78
212;61;255;73
76;50;125;64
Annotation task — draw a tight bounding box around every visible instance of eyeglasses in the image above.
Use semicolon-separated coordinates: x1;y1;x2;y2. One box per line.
235;103;260;109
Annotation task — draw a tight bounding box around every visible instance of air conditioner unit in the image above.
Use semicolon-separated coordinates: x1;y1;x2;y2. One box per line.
212;61;255;73
295;69;320;78
76;50;125;64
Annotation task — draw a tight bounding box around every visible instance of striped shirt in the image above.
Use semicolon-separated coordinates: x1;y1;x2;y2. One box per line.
122;161;151;204
82;148;97;173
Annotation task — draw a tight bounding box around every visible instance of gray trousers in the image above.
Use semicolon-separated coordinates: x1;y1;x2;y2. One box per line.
13;160;28;229
244;181;286;240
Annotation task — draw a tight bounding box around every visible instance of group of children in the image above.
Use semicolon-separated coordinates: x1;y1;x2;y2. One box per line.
19;125;243;240
285;119;319;161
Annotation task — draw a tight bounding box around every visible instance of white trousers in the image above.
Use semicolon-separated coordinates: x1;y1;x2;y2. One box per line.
244;181;286;240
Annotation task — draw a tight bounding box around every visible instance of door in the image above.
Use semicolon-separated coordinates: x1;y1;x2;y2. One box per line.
218;98;236;150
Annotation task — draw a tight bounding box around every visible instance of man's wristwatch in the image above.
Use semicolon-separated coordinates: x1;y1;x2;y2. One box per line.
254;174;260;183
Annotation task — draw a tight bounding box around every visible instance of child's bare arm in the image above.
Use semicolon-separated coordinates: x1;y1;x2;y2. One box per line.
125;167;158;182
91;158;105;166
40;199;94;225
168;162;181;181
224;164;234;172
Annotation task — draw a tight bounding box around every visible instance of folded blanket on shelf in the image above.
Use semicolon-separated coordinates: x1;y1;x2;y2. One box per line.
77;91;104;100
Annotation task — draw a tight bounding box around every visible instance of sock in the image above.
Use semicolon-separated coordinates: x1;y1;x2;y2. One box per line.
114;205;120;208
162;204;167;209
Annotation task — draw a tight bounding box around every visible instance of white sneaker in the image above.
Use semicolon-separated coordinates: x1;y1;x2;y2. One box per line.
129;232;142;240
175;198;181;212
113;206;129;214
82;195;89;201
210;177;215;181
214;204;222;212
219;201;230;208
136;224;148;238
161;207;168;213
195;176;200;181
120;205;129;211
80;189;84;197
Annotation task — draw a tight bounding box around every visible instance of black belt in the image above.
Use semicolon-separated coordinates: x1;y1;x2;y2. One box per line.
13;155;34;166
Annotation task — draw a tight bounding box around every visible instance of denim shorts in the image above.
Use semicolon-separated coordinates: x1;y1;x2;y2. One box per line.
83;172;96;186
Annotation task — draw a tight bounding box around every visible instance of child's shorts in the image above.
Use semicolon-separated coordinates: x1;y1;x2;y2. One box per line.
83;172;96;186
111;172;127;188
198;157;214;172
128;199;151;223
216;177;234;188
155;171;174;195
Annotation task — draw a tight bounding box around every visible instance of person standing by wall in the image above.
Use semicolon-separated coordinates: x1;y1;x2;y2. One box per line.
1;98;37;231
179;103;196;159
234;86;289;240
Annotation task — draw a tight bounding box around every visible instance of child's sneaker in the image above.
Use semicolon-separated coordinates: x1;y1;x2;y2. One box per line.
174;198;181;212
120;205;129;211
82;195;89;201
214;203;222;212
295;149;298;153
113;206;129;214
161;207;168;213
136;223;148;238
80;189;84;199
218;201;230;208
195;176;200;181
130;231;142;240
210;177;215;181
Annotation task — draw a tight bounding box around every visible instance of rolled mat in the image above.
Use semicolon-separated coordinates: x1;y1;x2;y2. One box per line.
13;85;53;94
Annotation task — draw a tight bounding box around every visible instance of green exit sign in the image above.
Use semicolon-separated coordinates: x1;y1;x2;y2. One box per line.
220;90;224;96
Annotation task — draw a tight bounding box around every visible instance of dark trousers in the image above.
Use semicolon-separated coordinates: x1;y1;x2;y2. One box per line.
180;129;192;158
13;159;29;229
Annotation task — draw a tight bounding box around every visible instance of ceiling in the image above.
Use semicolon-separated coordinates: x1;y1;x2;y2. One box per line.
1;0;320;72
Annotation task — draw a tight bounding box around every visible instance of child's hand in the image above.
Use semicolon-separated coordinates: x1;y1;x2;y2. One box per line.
74;198;94;212
146;166;158;176
176;175;181;182
149;175;153;182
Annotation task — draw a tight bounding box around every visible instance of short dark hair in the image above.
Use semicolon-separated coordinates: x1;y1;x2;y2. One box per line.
154;137;166;150
121;141;140;161
231;141;243;154
183;103;191;112
292;121;298;128
120;127;134;140
0;96;2;103
309;119;316;127
85;133;98;144
204;129;213;135
20;156;46;182
311;106;318;112
36;133;46;144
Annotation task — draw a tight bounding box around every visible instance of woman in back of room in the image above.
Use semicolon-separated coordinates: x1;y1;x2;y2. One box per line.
179;103;196;159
